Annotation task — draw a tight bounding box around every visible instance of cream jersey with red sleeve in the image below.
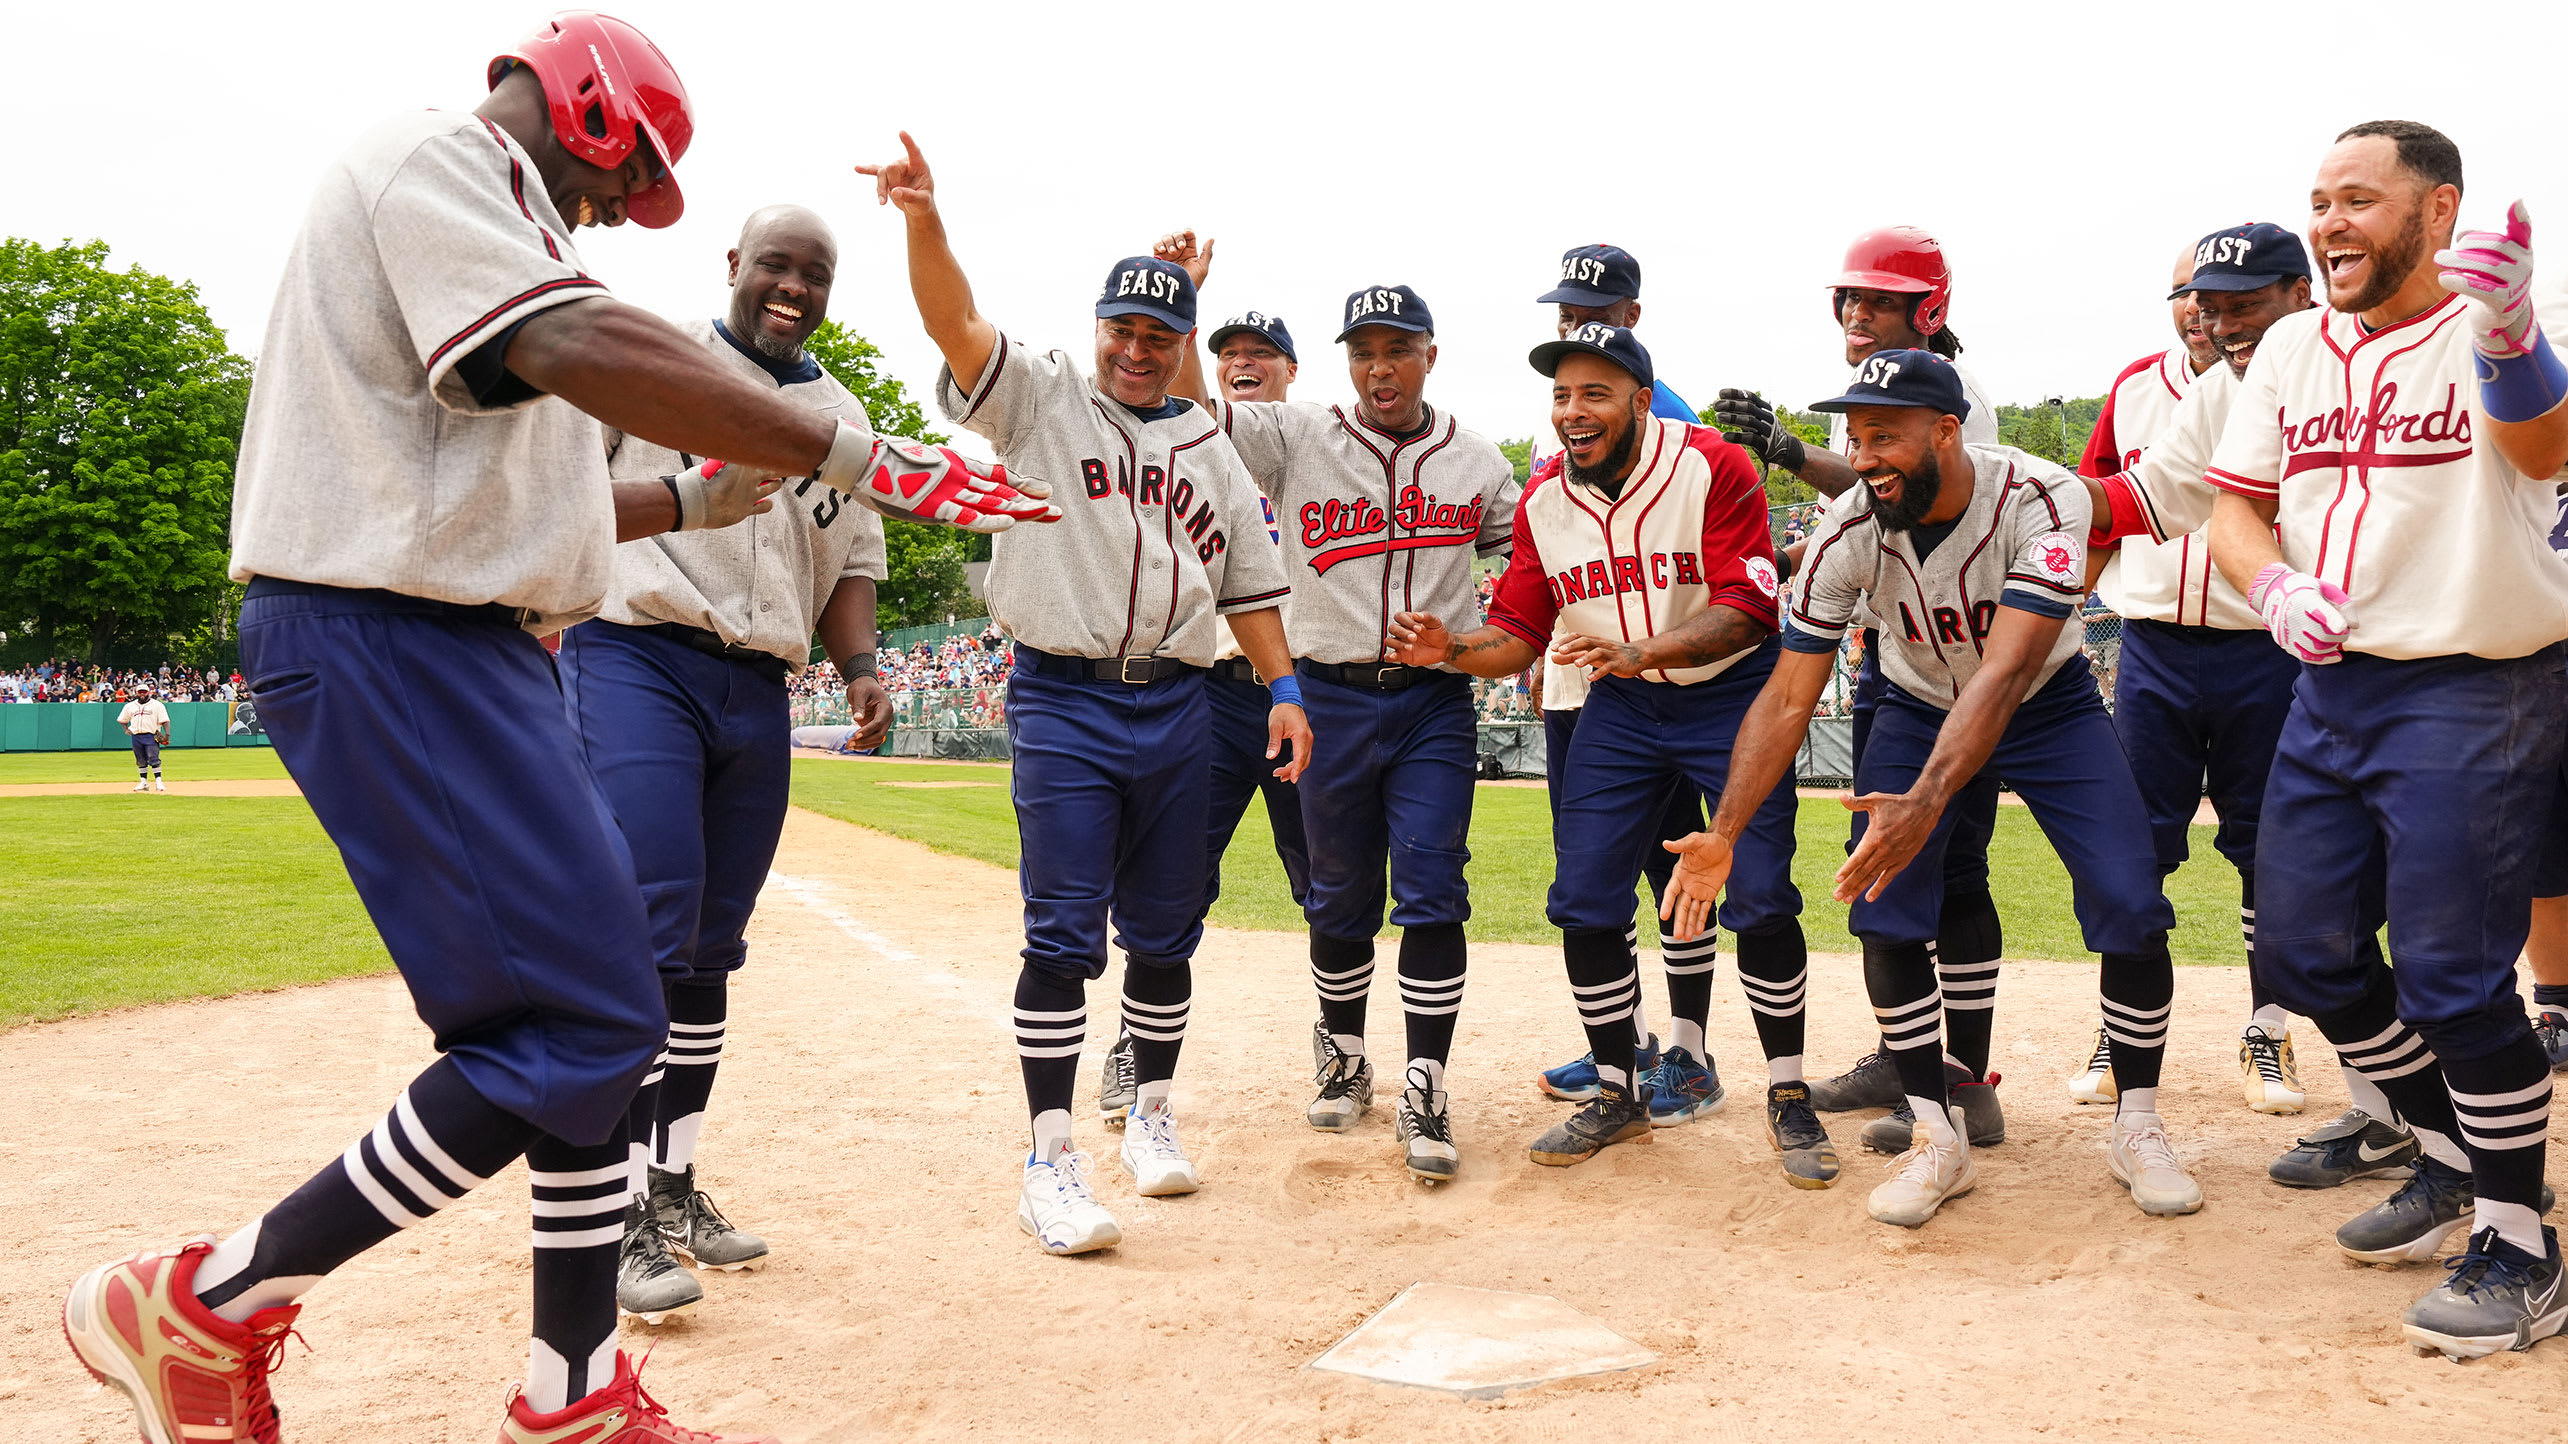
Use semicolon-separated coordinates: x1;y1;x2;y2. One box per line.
1486;419;1780;685
2204;298;2568;659
2091;359;2260;629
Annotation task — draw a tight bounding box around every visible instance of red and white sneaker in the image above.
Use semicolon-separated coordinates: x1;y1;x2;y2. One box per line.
498;1351;781;1443
63;1239;299;1444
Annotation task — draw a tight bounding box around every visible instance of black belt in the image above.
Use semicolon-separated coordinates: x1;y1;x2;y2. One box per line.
1298;660;1439;690
633;622;789;680
1209;658;1264;685
243;576;536;628
1015;645;1202;686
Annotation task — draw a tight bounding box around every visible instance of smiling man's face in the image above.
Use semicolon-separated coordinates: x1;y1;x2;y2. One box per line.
726;208;836;361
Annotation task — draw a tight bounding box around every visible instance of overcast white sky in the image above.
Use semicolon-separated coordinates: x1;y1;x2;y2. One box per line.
7;1;2564;452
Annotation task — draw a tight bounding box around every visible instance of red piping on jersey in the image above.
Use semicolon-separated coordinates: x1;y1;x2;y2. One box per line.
1331;403;1451;659
425;275;604;373
1403;421;1460;622
1881;545;1952;695
2156;350;2186;402
1948;465;2016;659
1789;511;1878;635
2313;302;2464;588
1163;427;1223;643
1090;398;1145;656
1618;428;1678;678
958;333;1010;425
476;117;565;263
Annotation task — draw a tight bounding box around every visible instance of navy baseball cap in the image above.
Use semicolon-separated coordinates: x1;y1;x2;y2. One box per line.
1529;322;1655;393
1336;284;1433;342
1808;348;1972;420
1206;310;1296;362
2174;223;2310;297
1096;256;1197;333
1537;243;1642;306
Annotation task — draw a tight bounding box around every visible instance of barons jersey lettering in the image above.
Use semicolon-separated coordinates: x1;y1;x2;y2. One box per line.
1787;443;2092;707
1487;419;1779;684
2087;356;2257;629
2205;298;2568;659
1217;399;1520;666
937;335;1289;665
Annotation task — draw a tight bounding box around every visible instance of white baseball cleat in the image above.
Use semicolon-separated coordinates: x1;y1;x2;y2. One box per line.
1119;1100;1201;1196
1868;1104;1975;1228
2068;1026;2117;1105
131;781;149;792
2238;1023;2305;1114
1019;1150;1120;1255
2109;1110;2205;1216
153;779;168;792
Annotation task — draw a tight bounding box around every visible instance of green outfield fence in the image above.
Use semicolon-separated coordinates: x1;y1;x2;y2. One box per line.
0;702;271;751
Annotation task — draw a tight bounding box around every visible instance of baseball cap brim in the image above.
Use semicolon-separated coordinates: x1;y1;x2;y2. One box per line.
1206;323;1293;360
1535;283;1631;306
1097;300;1194;334
2170;272;2302;298
1528;337;1650;390
1807;391;1963;416
1334;316;1432;343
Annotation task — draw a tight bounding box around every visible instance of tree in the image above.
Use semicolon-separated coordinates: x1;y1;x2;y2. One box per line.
1498;437;1532;485
802;320;977;630
0;239;250;662
1995;396;2105;468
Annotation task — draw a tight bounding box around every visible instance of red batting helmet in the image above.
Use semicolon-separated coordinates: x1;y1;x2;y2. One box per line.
1828;226;1952;336
489;12;693;229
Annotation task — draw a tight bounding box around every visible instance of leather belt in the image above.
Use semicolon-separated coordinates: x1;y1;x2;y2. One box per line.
635;622;789;681
1298;660;1437;690
1015;645;1202;686
1209;658;1263;685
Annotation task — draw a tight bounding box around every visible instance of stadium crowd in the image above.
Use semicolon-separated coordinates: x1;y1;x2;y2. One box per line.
0;661;240;704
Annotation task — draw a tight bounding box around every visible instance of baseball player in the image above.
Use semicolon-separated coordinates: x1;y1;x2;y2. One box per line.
1712;227;2011;1155
2203;121;2568;1357
61;23;1050;1443
1384;325;1832;1183
856;137;1304;1253
1668;350;2198;1229
1161;235;1520;1184
557;204;901;1324
1521;245;1733;1121
116;682;170;791
1097;308;1313;1128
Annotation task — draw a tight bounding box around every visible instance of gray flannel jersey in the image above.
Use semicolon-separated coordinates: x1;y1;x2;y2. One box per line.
1214;400;1519;665
937;336;1290;665
593;319;887;668
1785;443;2092;706
230;111;615;631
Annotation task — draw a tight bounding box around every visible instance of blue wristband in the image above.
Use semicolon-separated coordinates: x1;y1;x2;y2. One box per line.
1266;674;1304;709
2478;327;2568;424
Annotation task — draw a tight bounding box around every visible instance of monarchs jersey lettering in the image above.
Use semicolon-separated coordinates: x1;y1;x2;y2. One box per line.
230;112;613;630
1217;400;1519;665
938;336;1289;665
1486;419;1780;683
2205;297;2568;659
2088;360;2258;629
1788;443;2092;705
594;319;887;668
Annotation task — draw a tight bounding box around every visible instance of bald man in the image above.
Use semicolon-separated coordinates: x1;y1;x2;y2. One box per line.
568;203;896;1322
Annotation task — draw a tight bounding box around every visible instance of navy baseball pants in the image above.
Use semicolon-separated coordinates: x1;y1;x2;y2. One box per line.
2111;619;2297;879
1204;669;1310;911
239;580;663;1145
1545;701;1702;900
130;732;161;770
557;622;790;985
1850;629;2002;895
1295;667;1477;936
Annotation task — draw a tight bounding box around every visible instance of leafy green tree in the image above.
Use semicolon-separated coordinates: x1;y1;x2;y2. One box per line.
1995;396;2105;468
802;320;977;630
0;238;250;662
1498;437;1532;485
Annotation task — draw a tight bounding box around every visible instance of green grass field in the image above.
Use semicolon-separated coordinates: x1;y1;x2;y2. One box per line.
0;750;2252;1031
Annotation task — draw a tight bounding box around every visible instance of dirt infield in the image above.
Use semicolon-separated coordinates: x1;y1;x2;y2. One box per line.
0;779;306;797
10;807;2560;1440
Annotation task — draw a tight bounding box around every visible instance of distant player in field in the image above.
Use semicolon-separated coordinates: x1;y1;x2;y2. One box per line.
2204;120;2568;1357
859;136;1303;1253
1711;228;2012;1157
1670;351;2198;1230
1162;233;1520;1184
1386;325;1832;1184
117;682;169;791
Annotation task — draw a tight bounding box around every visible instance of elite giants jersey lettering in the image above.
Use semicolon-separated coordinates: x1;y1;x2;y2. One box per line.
2089;360;2257;629
938;336;1289;665
1486;419;1780;683
1217;400;1520;666
1788;444;2093;706
595;320;888;668
2205;298;2568;659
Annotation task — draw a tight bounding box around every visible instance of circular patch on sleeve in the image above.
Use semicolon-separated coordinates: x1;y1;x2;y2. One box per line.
1746;556;1780;598
2029;532;2082;586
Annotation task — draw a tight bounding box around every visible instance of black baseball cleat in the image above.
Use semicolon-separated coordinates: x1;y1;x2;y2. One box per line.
2268;1108;2417;1189
1809;1050;1903;1112
1099;1027;1137;1127
2538;1011;2568;1073
1528;1079;1653;1166
1766;1082;1840;1189
2340;1156;2557;1265
1859;1064;2004;1154
2403;1226;2568;1360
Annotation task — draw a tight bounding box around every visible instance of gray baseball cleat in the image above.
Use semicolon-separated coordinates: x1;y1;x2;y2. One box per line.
1809;1049;1903;1111
616;1193;703;1324
2268;1108;2418;1188
1099;1028;1137;1127
648;1164;768;1270
2402;1226;2567;1360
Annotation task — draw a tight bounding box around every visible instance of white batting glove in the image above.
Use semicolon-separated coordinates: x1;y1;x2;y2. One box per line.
813;421;1058;534
667;459;784;531
2436;201;2540;358
2249;563;2355;664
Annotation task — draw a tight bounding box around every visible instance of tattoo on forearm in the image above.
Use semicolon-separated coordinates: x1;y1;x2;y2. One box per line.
1662;606;1770;669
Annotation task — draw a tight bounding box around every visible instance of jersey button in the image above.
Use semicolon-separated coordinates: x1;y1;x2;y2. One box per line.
760;601;772;613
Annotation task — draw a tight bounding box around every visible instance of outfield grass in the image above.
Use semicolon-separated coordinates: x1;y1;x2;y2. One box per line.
0;749;292;783
786;759;2252;965
0;794;386;1028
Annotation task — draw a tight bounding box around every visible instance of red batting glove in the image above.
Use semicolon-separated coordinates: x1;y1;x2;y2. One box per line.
813;421;1058;533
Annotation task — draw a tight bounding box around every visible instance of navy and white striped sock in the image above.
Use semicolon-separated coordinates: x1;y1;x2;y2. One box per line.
1121;960;1192;1108
1565;928;1641;1090
192;1056;534;1323
1014;966;1086;1160
1735;921;1809;1082
2100;945;2173;1115
1311;932;1376;1054
2442;1036;2555;1256
1398;923;1468;1090
523;1133;628;1414
2318;979;2469;1172
1862;939;1950;1142
652;978;727;1175
1659;928;1718;1062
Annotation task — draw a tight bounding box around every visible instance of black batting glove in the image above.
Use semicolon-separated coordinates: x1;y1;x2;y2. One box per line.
1713;388;1807;473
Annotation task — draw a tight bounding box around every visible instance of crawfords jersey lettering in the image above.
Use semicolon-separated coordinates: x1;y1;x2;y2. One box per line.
2205;298;2568;660
936;335;1289;666
1484;419;1779;686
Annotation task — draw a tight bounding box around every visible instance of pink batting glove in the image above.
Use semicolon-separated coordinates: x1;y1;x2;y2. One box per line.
2249;562;2354;664
2436;200;2539;358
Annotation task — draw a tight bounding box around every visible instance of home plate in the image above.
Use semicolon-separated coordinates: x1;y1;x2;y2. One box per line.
1309;1282;1656;1398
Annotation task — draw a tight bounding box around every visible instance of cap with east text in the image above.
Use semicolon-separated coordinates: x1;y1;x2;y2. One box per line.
1808;348;1971;420
1095;256;1197;333
2174;222;2310;297
1537;243;1642;307
1336;284;1434;342
1529;322;1654;393
1206;311;1296;362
